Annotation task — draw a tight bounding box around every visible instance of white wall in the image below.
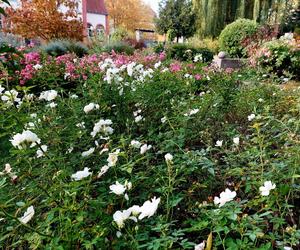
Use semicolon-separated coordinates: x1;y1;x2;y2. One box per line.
87;13;106;29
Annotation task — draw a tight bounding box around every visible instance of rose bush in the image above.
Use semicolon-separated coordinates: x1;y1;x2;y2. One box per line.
0;50;300;249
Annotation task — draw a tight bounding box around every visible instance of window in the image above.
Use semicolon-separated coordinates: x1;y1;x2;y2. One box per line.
96;24;105;37
87;23;93;37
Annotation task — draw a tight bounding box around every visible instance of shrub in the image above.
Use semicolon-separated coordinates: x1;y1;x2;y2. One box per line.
102;41;135;55
251;39;300;79
219;19;258;58
123;38;146;50
187;37;220;54
110;27;131;42
1;60;300;249
0;32;25;47
42;40;88;57
166;43;214;62
153;42;165;54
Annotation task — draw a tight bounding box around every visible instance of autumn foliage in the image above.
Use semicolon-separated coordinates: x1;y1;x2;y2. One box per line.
5;0;83;41
105;0;155;31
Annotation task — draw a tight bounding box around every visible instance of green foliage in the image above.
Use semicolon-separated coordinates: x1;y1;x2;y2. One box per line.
253;39;300;79
155;0;196;40
187;37;220;54
219;19;258;58
110;27;131;42
166;43;214;62
42;40;88;57
193;0;298;38
102;41;135;55
153;42;165;54
1;55;300;249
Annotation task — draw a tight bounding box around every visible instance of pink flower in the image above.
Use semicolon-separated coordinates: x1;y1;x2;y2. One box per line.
195;74;202;80
170;62;182;72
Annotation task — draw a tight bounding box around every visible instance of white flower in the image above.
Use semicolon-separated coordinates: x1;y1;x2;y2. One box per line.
39;90;58;101
161;116;167;123
71;167;92;181
4;163;12;173
36;145;48;158
154;61;161;69
248;114;256;121
0;85;4;94
127;62;136;76
110;181;127;195
113;209;131;228
19;206;35;224
259;181;276;196
140;144;152;154
33;64;42;70
284;247;292;250
116;231;122;238
164;153;173;163
97;165;110;178
138;197;160;220
1;90;21;105
194;241;205;250
131;140;142;149
184;108;199;117
30;113;37;119
125;181;132;190
128;205;141;216
10;130;41;149
81;147;95;157
24;93;35;101
70;94;79;99
64;73;71;79
76;122;85;129
84;103;100;114
124;193;129;201
91;119;113;137
233;137;240;145
135;115;143;123
258;98;264;103
214;188;237;207
67;147;74;153
194;54;203;63
47;102;57;108
107;149;120;167
215;140;223;147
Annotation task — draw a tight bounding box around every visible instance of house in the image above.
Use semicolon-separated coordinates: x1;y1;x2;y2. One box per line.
82;0;109;38
0;0;109;39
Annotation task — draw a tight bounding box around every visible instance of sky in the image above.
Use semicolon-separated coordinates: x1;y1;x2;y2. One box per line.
143;0;160;13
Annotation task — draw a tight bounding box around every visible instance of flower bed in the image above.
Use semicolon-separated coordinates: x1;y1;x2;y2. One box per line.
0;51;300;249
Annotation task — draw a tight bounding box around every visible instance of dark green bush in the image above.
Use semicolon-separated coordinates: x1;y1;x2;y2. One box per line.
153;42;165;54
219;19;258;58
102;41;135;55
42;40;88;57
166;43;214;62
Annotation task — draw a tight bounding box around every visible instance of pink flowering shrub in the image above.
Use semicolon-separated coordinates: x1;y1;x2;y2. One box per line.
250;39;300;79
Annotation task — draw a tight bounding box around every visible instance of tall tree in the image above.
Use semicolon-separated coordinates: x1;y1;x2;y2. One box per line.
193;0;299;38
4;0;83;41
155;0;196;41
105;0;154;31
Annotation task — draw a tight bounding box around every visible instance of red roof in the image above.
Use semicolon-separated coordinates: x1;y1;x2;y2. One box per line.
87;0;108;15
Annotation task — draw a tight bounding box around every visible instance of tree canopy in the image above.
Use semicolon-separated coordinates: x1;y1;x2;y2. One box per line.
192;0;299;38
105;0;155;31
155;0;197;41
4;0;83;41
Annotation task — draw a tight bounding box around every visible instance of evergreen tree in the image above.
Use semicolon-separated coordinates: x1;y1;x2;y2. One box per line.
155;0;196;41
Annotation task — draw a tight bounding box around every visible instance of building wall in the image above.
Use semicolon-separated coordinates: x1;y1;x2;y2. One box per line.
86;13;106;29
